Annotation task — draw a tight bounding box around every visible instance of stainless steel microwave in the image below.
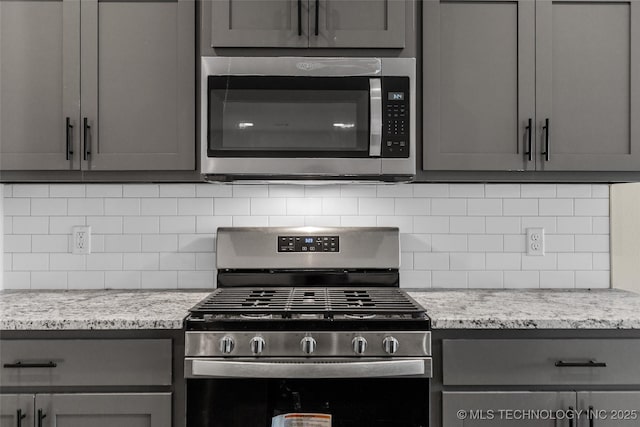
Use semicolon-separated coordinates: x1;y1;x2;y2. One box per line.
200;57;416;182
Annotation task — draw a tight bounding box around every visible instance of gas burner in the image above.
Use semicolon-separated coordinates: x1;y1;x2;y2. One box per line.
344;313;377;320
240;313;273;320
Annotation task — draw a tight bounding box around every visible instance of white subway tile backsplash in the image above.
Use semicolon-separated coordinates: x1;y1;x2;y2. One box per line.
358;198;394;215
142;235;178;252
31;272;67;289
13;217;48;235
178;198;214;216
575;199;609;216
558;253;593;270
484;184;520;198
540;271;575;289
12;184;48;198
431;199;466;216
87;217;123;234
160;184;196;198
468;271;503;288
31;235;68;253
450;217;485;234
68;198;103;216
31;198;66;216
467;199;502;216
68;271;104;289
486;217;521;234
251;198;287;216
503;199;538;216
432;271;467;288
50;185;85;198
574;235;609;252
520;184;556;198
160;216;196;234
141;271;177;289
539;199;573;216
124;216;160;234
2;183;611;290
105;271;141;289
86;253;122;271
141;198;177;216
413;183;449;198
49;254;84;271
450;253;485;271
449;184;484;198
214;198;251;215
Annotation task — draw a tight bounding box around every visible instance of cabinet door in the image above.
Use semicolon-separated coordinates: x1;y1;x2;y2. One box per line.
36;393;171;427
577;392;640;427
310;0;405;48
209;0;309;47
536;0;640;170
443;391;576;427
0;395;34;427
0;0;80;171
423;0;535;171
80;0;195;171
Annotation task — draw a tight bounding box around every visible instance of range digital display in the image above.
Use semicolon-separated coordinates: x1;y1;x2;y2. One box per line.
278;236;339;252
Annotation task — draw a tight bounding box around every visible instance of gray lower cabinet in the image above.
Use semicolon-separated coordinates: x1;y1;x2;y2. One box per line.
0;394;34;427
36;393;171;427
423;0;640;172
577;392;640;427
535;0;640;171
423;0;536;171
0;0;80;171
443;391;576;427
80;0;195;171
208;0;405;48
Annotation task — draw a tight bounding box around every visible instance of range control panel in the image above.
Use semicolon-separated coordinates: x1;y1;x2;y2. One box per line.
278;236;339;253
382;76;410;158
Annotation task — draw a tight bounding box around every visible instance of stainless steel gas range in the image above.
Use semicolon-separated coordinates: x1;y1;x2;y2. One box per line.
185;227;431;427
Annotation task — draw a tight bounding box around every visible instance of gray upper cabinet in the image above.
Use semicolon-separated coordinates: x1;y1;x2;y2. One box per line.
536;0;640;171
443;391;576;427
310;0;406;48
208;0;405;48
423;0;536;171
0;0;80;171
36;393;171;427
210;0;309;48
80;0;195;171
0;395;34;427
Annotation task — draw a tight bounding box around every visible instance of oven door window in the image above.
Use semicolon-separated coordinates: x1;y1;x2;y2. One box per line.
208;76;371;158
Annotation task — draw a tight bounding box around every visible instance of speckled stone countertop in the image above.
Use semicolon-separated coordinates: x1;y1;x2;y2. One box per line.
0;290;211;330
407;289;640;329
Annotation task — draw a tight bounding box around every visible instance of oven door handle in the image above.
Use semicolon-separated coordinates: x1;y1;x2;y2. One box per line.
369;78;383;157
187;358;431;379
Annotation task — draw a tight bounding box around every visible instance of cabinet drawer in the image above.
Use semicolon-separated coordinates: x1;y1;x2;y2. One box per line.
0;339;171;387
443;339;640;386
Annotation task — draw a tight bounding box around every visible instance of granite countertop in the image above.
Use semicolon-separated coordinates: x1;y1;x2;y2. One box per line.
0;290;211;330
2;289;640;331
408;289;640;329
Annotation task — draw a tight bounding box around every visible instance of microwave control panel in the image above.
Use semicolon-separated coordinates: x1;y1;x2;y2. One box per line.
382;77;410;158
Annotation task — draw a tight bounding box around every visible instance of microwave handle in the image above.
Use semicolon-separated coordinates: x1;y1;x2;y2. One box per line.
369;78;383;157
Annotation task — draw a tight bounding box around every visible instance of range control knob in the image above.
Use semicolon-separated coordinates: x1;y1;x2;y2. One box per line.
383;337;399;355
300;336;317;355
219;336;235;355
250;336;265;355
352;336;367;355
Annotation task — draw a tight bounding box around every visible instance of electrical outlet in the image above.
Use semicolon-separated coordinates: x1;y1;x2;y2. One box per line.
72;226;91;254
526;227;545;256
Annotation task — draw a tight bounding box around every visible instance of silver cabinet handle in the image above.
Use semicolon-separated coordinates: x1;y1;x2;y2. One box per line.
369;78;383;157
188;358;431;379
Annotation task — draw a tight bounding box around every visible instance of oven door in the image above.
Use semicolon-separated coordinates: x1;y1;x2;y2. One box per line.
185;358;431;427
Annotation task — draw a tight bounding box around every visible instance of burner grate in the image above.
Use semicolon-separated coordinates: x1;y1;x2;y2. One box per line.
189;287;424;318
